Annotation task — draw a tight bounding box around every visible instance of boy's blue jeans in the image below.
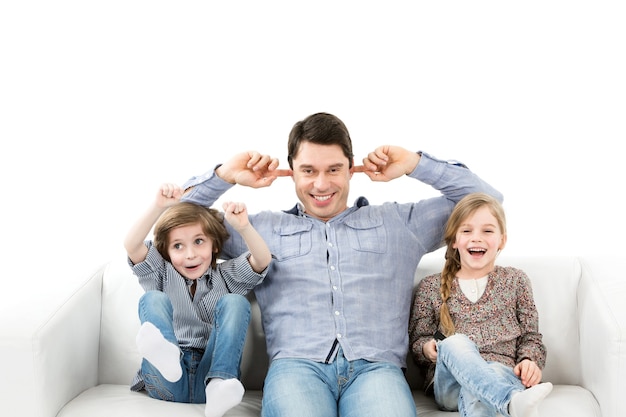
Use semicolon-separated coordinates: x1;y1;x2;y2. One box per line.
137;291;250;403
261;347;416;417
434;333;525;417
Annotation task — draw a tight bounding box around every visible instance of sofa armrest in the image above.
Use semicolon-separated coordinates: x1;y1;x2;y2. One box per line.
578;256;626;417
0;264;105;417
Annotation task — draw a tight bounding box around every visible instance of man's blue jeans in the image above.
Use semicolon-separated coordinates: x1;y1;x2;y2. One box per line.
434;333;525;417
137;291;250;403
261;347;416;417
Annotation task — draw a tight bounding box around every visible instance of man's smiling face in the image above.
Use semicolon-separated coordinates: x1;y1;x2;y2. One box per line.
291;141;353;222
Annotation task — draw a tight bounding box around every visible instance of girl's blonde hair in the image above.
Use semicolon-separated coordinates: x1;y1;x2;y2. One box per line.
439;193;507;336
153;202;229;269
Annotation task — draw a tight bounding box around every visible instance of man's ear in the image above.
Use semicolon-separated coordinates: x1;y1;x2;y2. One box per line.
348;158;356;178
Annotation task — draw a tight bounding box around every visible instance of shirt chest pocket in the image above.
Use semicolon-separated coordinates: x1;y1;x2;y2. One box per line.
344;216;387;253
272;222;313;261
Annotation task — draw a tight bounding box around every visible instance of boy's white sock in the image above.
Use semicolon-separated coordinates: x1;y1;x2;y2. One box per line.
204;378;245;417
509;382;553;417
136;322;182;382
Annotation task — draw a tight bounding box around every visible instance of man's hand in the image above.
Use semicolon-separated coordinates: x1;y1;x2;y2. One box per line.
217;151;292;188
355;145;421;182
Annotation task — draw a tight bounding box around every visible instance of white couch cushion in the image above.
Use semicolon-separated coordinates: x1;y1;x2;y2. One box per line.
56;385;262;417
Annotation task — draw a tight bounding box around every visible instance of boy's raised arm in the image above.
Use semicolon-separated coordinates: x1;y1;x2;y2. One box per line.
222;201;271;273
124;183;182;265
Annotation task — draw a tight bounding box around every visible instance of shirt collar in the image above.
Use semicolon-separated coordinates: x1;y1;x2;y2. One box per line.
283;196;370;217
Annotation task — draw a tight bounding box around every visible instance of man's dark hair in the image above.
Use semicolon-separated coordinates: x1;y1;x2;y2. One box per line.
287;112;354;169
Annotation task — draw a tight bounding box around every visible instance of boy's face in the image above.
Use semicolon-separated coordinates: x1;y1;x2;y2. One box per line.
291;141;353;221
167;222;215;280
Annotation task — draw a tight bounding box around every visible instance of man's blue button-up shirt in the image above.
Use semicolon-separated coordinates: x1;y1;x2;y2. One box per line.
181;152;502;369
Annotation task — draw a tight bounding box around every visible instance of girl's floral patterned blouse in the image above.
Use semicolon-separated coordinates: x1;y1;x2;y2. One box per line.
408;265;547;390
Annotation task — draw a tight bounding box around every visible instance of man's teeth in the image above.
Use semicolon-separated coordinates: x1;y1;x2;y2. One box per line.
314;195;331;201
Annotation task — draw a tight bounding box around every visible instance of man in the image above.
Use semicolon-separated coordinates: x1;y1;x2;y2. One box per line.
181;112;503;417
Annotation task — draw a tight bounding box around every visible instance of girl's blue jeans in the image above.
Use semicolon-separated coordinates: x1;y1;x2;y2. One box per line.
434;333;525;417
261;347;416;417
138;291;250;403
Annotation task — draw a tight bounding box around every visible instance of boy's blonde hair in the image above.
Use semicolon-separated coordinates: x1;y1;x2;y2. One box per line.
439;193;507;336
153;202;229;269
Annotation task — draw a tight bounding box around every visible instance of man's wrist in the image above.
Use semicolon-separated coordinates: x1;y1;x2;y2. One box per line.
405;151;422;175
215;164;236;184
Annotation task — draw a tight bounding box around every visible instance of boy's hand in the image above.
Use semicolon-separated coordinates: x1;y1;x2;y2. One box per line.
222;201;250;231
156;183;183;208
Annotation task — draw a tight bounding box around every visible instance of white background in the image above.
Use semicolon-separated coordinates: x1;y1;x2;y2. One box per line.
1;1;624;309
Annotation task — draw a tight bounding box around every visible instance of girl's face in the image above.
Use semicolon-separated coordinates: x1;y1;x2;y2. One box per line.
453;206;507;279
167;222;215;280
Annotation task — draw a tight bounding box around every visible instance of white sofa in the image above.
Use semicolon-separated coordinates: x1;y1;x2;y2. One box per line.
3;252;624;417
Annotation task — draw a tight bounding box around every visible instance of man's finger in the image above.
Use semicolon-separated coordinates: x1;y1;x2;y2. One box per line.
272;169;292;177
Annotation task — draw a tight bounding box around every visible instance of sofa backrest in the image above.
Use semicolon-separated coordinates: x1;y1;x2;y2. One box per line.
98;251;584;390
98;253;144;386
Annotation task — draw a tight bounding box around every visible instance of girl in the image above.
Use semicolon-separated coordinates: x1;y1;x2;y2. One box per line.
409;192;552;417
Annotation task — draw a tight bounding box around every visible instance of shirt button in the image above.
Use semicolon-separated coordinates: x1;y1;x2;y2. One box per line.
337;333;342;338
330;266;335;271
334;311;340;316
328;242;333;247
332;285;338;290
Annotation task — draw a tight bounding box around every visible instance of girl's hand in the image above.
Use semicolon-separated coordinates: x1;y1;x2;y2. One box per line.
514;359;543;387
423;339;438;363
